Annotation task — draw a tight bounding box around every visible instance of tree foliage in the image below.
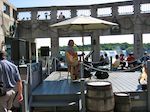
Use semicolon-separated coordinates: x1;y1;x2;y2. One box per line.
59;43;150;52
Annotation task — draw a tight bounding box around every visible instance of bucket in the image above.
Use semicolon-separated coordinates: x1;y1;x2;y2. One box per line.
86;81;114;112
114;92;131;112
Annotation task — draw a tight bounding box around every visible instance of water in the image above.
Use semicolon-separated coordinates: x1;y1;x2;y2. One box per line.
60;50;127;62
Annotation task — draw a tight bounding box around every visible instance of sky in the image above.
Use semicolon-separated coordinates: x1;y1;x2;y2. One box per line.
9;0;131;7
9;0;150;48
36;34;150;48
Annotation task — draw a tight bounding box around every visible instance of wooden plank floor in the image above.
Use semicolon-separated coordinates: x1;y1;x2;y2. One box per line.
101;71;141;92
32;71;142;95
32;72;81;95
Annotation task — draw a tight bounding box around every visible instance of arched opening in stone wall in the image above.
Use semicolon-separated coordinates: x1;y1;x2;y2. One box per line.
59;37;91;61
99;34;134;62
143;33;150;52
35;38;51;67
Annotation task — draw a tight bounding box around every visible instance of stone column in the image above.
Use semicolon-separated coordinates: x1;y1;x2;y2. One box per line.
0;1;5;50
31;10;38;35
90;5;97;17
50;8;59;57
71;9;77;18
31;10;37;20
112;5;118;18
133;0;143;59
50;30;59;57
31;10;38;31
30;10;38;61
50;7;57;20
90;5;100;62
91;30;100;62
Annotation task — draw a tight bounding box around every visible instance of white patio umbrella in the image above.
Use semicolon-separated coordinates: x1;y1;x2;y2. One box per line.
51;15;117;30
50;16;117;58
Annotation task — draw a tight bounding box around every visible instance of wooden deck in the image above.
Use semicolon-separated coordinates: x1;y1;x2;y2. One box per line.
100;71;142;92
34;71;142;93
31;71;144;112
32;72;81;95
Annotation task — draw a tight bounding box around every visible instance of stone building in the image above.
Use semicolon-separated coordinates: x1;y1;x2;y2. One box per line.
0;0;17;50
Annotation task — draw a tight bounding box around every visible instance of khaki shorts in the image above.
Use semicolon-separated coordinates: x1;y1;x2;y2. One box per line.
0;89;16;112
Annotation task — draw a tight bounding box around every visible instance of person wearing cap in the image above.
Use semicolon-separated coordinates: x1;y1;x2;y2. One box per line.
0;51;23;112
126;52;135;68
140;51;150;63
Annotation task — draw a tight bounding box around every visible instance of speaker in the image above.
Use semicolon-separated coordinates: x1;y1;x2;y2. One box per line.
40;47;49;56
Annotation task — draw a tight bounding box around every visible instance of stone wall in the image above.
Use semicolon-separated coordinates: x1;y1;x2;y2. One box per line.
16;0;150;60
0;0;17;50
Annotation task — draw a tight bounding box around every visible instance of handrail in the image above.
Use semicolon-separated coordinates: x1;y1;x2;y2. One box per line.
22;62;43;112
22;80;29;112
83;60;143;73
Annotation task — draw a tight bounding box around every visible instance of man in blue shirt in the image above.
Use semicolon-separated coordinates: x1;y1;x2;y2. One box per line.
0;51;23;112
140;51;150;63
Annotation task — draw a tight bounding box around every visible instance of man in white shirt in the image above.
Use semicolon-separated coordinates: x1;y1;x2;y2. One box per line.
58;12;65;20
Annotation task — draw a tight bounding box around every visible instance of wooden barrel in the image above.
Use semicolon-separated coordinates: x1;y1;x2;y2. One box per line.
86;81;114;112
114;92;131;112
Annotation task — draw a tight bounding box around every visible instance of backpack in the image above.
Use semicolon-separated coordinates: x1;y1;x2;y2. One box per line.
83;68;92;78
95;70;109;79
0;62;6;96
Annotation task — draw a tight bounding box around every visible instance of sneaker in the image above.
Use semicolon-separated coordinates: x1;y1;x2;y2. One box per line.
72;79;80;83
